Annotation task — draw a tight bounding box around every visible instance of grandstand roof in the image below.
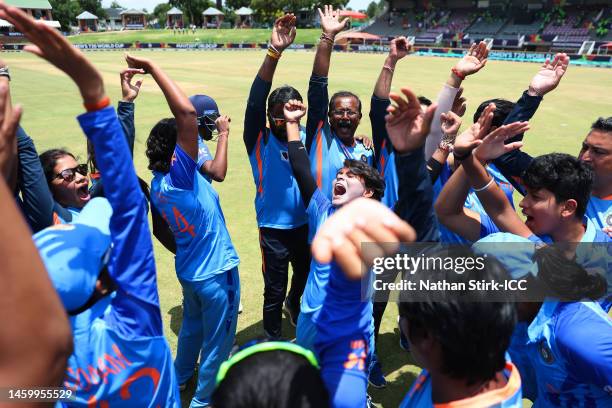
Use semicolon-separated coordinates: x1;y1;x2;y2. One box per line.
104;8;123;19
5;0;52;9
203;7;224;16
120;9;146;15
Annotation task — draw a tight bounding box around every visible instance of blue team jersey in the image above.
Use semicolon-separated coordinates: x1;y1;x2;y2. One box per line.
54;107;180;407
586;195;612;231
433;162;515;243
399;363;522;408
377;139;398;209
309;120;374;200
197;138;213;182
150;144;239;282
301;189;335;316
54;207;81;224
248;128;308;229
314;261;373;348
524;301;612;407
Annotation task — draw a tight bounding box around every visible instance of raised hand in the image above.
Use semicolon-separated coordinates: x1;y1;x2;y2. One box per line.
453;102;496;158
385;87;437;154
271;14;297;52
0;84;22;179
388;36;410;62
311;197;416;278
529;53;569;96
453;41;488;78
0;2;104;105
440;111;462;138
125;53;153;72
215;115;231;135
451;87;467;117
474;122;529;162
318;5;349;37
120;68;144;103
283;99;306;122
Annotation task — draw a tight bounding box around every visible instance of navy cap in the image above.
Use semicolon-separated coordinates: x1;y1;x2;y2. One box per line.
189;94;219;117
33;198;113;312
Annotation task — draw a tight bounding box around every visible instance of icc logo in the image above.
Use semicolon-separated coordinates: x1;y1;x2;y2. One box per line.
361;155;367;163
606;213;612;227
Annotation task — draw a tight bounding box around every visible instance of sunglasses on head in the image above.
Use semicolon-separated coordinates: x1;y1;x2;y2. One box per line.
53;164;88;182
268;115;286;127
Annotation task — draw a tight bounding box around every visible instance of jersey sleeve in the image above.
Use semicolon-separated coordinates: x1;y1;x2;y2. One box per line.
197;138;213;169
555;303;612;390
166;143;197;190
244;75;271;154
306;73;330;152
307;188;331;233
78;106;163;338
479;212;500;239
369;94;390;164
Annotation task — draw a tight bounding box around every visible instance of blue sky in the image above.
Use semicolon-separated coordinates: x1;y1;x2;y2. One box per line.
101;1;373;12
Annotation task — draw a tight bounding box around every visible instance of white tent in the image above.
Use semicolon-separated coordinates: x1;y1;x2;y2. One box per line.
202;7;224;16
167;7;183;16
76;11;98;20
235;7;253;16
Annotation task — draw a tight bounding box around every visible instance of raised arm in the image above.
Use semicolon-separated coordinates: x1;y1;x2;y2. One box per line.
285;100;317;207
244;14;296;154
306;6;348;149
0;64;17;190
370;37;409;159
425;42;488;159
493;53;568;193
0;50;72;389
384;87;439;241
126;53;198;161
201;115;229;181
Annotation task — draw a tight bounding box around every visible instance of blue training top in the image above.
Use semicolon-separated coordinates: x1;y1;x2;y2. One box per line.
57;106;180;407
150;144;239;282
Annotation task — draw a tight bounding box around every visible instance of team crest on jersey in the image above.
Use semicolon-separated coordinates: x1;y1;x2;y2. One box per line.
281;151;289;162
538;340;554;364
606;212;612;227
360;155;367;163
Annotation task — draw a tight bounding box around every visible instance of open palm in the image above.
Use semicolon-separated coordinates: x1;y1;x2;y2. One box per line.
474;122;529;161
529;53;569;96
385;88;436;154
271;14;297;51
454;41;488;77
319;5;348;36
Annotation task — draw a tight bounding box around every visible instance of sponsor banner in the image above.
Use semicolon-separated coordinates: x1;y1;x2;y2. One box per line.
74;43;131;49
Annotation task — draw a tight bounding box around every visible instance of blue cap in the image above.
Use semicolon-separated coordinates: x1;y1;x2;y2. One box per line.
189;94;219;117
472;233;539;279
33;198;113;312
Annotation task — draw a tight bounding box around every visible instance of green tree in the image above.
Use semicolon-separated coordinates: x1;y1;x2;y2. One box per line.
225;0;250;10
77;0;107;19
153;2;172;25
366;1;377;18
49;0;80;31
109;1;122;8
170;0;211;26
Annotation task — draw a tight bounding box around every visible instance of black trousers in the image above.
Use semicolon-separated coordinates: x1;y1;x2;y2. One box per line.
260;224;310;338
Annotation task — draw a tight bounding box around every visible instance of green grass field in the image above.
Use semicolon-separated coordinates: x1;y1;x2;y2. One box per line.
4;49;611;407
68;28;322;44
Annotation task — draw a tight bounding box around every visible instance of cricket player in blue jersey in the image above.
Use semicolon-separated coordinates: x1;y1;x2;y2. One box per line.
474;233;612;407
0;5;181;405
282;100;384;360
131;52;239;407
243;14;310;339
305;6;374;201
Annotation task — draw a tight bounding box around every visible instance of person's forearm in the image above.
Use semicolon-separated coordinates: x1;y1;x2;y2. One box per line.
434;164;472;218
208;132;228;182
427;149;449;183
286;121;301;142
373;56;397;99
0;177;72;387
462;154;511;218
288;140;317;207
257;54;280;83
0;76;17;190
313;37;334;77
425;84;459;159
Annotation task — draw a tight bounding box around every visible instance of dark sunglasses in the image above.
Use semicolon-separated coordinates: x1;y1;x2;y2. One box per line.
53;164;88;182
268;115;286;127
